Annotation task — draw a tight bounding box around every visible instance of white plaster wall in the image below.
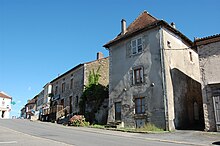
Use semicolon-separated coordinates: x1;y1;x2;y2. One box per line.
108;28;165;128
0;97;12;119
162;27;201;130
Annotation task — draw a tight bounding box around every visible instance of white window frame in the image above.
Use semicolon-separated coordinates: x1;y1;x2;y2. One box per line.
131;37;143;55
133;67;144;85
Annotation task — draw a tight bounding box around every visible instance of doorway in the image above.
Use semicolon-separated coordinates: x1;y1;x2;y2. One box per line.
1;111;5;118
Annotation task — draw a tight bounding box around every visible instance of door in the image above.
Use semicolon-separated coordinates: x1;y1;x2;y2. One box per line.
213;96;220;131
115;102;121;121
1;111;5;118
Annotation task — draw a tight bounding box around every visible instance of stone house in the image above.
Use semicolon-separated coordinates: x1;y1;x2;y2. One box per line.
104;11;204;130
0;91;12;119
25;95;37;119
50;52;109;123
195;34;220;131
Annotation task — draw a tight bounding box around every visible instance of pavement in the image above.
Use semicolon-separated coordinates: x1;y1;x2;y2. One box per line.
37;120;220;146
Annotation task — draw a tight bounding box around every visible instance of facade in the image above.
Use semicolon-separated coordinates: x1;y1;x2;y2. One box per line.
20;107;26;119
36;90;44;120
195;34;220;131
25;96;37;119
104;11;204;130
50;52;109;123
0;91;12;119
41;83;52;121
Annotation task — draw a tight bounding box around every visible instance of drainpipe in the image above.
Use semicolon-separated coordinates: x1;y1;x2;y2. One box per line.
159;26;169;130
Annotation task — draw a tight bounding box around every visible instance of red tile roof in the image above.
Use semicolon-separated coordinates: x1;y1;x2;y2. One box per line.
126;11;158;34
195;34;220;46
104;11;192;48
0;92;12;99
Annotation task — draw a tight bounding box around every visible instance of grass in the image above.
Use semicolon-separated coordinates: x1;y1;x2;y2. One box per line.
90;124;105;129
90;123;165;133
135;123;164;132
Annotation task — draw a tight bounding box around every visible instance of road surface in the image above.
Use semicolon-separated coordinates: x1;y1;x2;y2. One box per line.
0;119;219;146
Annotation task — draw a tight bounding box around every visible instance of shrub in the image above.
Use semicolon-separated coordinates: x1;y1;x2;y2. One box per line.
68;115;90;127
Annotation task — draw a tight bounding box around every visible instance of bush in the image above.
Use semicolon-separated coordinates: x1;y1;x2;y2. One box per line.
68;115;90;127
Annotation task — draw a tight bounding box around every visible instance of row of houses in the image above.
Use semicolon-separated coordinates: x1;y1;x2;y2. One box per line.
20;53;109;124
21;11;220;132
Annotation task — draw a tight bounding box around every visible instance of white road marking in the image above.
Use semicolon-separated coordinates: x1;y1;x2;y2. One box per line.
0;141;18;144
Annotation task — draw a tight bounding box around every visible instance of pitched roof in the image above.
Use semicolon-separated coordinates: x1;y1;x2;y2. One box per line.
126;11;158;34
0;91;12;99
104;11;192;48
195;34;220;46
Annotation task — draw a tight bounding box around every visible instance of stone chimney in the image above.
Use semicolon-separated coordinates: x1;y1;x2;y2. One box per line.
121;19;127;35
97;52;104;60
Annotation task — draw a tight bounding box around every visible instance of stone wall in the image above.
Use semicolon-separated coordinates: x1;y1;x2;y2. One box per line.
197;40;220;131
84;57;109;86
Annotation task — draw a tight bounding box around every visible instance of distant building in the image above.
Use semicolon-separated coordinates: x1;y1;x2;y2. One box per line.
50;52;109;123
20;107;26;119
0;91;12;119
25;95;37;119
41;83;52;121
195;34;220;131
36;90;44;120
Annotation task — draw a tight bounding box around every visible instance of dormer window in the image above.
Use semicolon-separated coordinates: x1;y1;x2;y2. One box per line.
131;38;142;55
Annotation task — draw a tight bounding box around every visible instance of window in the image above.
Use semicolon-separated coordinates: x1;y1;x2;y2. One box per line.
189;52;193;62
70;79;73;89
62;82;65;93
131;38;142;55
167;41;171;48
115;102;121;121
55;86;58;95
135;97;145;114
133;67;144;84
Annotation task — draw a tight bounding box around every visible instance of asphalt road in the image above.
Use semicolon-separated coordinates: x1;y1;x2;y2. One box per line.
0;119;219;146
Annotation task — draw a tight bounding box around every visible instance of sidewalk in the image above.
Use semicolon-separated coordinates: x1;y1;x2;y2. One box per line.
36;120;220;146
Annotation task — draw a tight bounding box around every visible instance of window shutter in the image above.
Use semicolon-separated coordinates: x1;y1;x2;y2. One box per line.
129;70;133;86
126;42;131;58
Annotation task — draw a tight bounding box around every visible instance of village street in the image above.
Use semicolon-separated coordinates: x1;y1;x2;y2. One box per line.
0;119;219;146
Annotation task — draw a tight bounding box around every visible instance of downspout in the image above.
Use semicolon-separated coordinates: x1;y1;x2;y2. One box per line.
159;26;169;130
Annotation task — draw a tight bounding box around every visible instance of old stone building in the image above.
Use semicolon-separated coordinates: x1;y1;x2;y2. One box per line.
195;34;220;131
50;52;109;123
25;95;37;119
104;11;204;130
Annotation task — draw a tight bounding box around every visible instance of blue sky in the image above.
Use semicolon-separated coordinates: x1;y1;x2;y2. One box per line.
0;0;219;117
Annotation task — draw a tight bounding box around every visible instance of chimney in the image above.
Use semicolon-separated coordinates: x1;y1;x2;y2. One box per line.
97;52;104;60
171;22;176;29
121;19;127;35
